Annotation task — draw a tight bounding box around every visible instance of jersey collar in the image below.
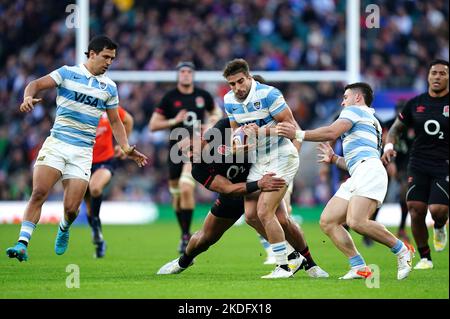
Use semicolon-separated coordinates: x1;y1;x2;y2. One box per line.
241;78;256;106
80;63;105;80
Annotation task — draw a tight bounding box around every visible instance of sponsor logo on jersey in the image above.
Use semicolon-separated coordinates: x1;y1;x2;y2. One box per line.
416;105;426;113
443;105;449;117
74;92;99;107
195;96;205;108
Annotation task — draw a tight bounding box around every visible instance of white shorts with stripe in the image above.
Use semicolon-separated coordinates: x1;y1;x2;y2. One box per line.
34;136;93;182
335;158;388;207
247;141;299;185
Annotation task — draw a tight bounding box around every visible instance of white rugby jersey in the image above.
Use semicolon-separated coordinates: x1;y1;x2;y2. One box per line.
49;64;118;148
338;105;382;175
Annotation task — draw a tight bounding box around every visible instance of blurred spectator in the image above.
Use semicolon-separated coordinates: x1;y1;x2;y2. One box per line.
0;0;448;205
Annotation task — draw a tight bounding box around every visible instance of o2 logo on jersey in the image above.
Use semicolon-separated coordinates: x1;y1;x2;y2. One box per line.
184;111;198;126
226;165;246;180
424;120;444;139
443;105;449;118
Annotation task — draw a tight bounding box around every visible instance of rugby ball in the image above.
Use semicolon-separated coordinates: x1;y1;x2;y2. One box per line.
232;126;247;146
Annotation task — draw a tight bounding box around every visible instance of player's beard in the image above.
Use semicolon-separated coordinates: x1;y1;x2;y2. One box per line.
431;86;448;95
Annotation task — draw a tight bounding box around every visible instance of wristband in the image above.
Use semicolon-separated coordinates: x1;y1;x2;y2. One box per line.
121;145;135;155
383;143;394;153
331;154;338;164
246;181;260;194
295;130;305;142
168;118;177;127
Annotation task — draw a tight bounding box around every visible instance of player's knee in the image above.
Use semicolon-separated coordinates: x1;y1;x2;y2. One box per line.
64;200;82;215
409;205;427;220
30;187;49;204
345;217;361;232
429;205;449;224
319;217;332;234
89;186;103;198
245;214;259;228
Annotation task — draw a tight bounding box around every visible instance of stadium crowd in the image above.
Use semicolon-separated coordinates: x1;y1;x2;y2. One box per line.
0;0;448;205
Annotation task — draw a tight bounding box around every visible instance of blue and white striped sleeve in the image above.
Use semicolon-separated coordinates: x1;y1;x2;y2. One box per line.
105;85;119;109
338;106;360;125
267;88;287;116
224;102;235;121
49;65;69;86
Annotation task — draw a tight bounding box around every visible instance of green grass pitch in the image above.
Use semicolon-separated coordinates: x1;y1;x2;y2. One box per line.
0;219;448;299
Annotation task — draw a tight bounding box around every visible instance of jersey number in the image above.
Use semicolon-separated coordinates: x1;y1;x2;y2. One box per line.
424;120;444;139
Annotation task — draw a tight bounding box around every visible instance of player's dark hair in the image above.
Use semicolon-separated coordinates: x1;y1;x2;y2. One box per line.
84;35;118;58
428;59;449;71
223;58;250;78
252;75;266;84
344;82;374;107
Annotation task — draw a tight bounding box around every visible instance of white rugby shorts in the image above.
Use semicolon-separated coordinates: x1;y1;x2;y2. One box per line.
34;136;93;182
335;158;388;207
247;141;299;185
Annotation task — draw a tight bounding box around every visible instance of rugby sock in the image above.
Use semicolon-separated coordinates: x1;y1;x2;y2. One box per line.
90;195;103;231
259;234;271;250
178;209;193;236
349;254;366;269
299;246;317;270
59;217;73;232
178;253;194;268
418;245;432;261
399;201;408;230
18;221;36;247
91;195;103;218
391;239;406;254
271;241;289;270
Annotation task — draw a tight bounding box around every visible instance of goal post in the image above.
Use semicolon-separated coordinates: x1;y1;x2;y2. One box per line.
76;0;360;83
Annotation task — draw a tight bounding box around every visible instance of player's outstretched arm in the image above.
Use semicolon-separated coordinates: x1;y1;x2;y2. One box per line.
107;108;148;167
20;75;57;112
381;118;406;165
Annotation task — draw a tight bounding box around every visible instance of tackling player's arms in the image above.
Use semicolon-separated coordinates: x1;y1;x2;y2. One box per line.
192;168;286;196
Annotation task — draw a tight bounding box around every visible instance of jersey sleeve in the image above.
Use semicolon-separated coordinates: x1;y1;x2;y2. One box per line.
192;163;216;189
223;103;235;122
154;94;171;118
338;106;360;126
398;98;415;127
105;85;119;109
49;65;69;86
267;88;287;116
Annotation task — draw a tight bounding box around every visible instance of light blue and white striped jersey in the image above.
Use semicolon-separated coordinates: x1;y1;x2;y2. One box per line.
224;79;288;151
338;105;382;175
49;64;118;148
